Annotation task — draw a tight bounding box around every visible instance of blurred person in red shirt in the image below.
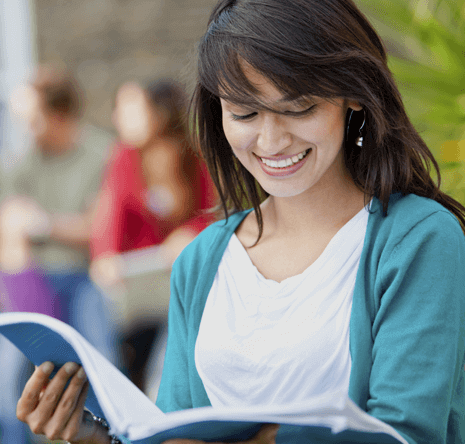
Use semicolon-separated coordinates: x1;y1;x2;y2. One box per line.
91;80;217;283
90;79;217;390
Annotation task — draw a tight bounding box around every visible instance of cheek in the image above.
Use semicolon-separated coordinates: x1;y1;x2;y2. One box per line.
222;121;255;154
297;112;345;149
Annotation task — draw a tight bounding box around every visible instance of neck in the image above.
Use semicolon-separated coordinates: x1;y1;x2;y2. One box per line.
260;173;367;241
38;122;79;156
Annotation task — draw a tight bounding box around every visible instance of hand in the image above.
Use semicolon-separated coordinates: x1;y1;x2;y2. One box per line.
90;255;125;289
0;196;51;239
16;361;96;443
22;198;52;239
0;197;35;270
163;423;280;444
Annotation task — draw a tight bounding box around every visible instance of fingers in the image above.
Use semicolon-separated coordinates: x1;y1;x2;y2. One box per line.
17;361;89;442
31;362;81;425
17;361;55;421
61;382;93;442
41;365;88;441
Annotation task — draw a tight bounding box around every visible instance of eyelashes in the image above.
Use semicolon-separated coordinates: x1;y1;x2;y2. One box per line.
230;105;317;121
231;112;258;121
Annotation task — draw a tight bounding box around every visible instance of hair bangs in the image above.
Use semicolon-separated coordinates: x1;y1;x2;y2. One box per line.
198;18;340;109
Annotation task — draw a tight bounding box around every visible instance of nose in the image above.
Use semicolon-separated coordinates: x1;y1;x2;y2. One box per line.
256;113;292;155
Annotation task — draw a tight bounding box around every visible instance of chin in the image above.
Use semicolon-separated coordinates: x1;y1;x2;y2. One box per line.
259;183;310;199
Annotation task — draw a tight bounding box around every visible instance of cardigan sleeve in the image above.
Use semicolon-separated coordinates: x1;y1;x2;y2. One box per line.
155;258;194;412
368;210;465;443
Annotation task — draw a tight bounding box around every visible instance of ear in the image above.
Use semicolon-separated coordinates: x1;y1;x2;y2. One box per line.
347;101;363;112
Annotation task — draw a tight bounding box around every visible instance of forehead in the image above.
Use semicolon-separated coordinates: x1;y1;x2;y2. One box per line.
220;62;313;110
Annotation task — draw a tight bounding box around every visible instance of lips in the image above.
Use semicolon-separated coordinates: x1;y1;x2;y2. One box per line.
259;149;311;169
257;148;311;177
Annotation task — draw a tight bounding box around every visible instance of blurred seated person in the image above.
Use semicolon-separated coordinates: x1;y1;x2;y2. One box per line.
0;65;117;364
90;79;217;283
90;79;217;390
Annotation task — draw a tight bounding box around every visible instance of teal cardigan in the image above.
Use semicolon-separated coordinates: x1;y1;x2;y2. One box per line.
156;193;465;444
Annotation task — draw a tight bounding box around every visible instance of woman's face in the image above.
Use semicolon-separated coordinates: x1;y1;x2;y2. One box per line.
220;67;362;199
113;82;168;148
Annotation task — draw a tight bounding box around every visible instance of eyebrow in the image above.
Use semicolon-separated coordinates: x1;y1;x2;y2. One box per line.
222;95;316;110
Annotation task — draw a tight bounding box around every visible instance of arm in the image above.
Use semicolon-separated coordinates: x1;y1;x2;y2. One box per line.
0;193;95;249
368;211;465;443
47;204;95;247
3;152;96;248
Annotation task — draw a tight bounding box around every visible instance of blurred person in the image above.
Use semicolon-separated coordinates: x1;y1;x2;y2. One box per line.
0;65;118;363
90;79;217;391
0;67;118;444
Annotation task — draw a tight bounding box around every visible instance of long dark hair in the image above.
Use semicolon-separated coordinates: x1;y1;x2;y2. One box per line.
190;0;465;240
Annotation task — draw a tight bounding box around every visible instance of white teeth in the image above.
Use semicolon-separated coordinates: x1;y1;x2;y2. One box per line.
260;149;310;169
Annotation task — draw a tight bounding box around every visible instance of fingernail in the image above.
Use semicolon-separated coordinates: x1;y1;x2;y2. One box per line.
41;362;54;375
64;362;78;374
77;367;86;380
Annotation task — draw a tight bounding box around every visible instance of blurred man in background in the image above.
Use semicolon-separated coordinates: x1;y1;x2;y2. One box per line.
0;65;118;361
0;65;119;443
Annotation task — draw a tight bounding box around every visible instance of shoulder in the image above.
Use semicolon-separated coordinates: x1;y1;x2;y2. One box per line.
107;144;138;168
175;210;250;265
171;210;250;289
4;151;36;193
360;193;465;294
368;193;463;250
77;124;114;160
10;150;35;173
101;145;143;189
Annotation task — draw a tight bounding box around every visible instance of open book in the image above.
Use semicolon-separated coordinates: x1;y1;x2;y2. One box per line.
0;312;408;444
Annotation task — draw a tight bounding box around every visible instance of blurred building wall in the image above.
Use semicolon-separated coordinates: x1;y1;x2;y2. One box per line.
33;0;219;132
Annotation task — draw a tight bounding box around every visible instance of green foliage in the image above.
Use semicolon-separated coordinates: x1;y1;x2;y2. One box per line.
358;0;465;205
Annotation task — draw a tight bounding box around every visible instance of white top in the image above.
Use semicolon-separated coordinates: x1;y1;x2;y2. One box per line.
195;204;370;408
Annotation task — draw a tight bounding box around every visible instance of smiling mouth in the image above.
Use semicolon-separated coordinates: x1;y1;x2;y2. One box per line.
259;149;311;169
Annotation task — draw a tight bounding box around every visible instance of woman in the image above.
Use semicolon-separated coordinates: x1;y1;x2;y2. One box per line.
90;79;217;390
91;79;216;282
15;1;465;443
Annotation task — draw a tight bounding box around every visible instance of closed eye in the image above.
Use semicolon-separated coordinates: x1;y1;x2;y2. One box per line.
230;112;258;121
230;104;316;121
284;105;317;118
